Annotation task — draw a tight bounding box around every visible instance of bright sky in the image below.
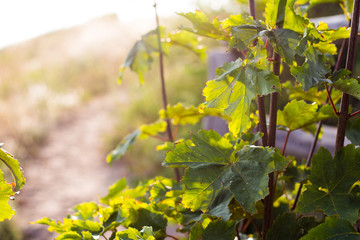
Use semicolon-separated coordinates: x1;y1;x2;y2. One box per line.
0;0;209;49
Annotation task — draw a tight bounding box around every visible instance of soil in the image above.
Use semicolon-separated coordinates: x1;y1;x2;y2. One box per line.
13;94;129;239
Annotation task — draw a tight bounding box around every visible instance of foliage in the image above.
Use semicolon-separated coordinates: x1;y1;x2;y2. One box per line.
37;0;360;239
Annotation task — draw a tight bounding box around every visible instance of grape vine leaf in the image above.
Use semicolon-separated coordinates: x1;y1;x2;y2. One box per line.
129;208;167;235
277;100;335;132
332;77;360;100
139;121;167;140
297;145;360;223
0;171;15;221
0;147;26;192
267;212;317;240
178;11;229;40
264;29;301;64
72;202;99;221
164;130;288;213
346;118;360;145
203;58;280;135
202;220;236;240
290;45;331;91
265;0;309;32
106;130;141;165
115;227;155;240
229;24;264;51
300;217;359;240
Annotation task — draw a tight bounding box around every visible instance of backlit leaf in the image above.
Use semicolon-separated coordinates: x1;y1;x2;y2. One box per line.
115;227;155;240
165;130;288;213
178;11;228;40
0;147;26;192
297;146;360;223
106;130;141;164
332;77;360;100
277;100;335;132
0;171;15;221
139;121;167;140
202;220;236;240
290;45;331;91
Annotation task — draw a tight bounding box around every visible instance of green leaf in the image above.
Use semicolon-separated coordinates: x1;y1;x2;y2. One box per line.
116;227;155;240
267;212;317;240
332;77;360;100
56;231;82;240
290;45;331;91
0;171;15;221
178;11;228;40
129;208;167;234
106;130;141;164
346;118;360;145
167;30;206;61
229;24;265;50
300;217;359;240
139;121;167;140
119;27;167;84
266;0;309;32
101;178;127;205
165;130;288;213
264;29;302;64
202;220;236;240
203;58;280;135
72;202;99;221
0;147;26;192
297;146;360;223
277;100;335;132
102;208;127;231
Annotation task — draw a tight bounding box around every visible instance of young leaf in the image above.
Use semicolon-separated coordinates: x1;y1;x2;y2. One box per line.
178;11;228;40
277;100;335;132
0;171;15;221
0;147;26;192
297;145;360;223
106;130;141;165
290;45;331;91
300;217;359;240
165;130;288;213
115;227;155;240
139;121;167;140
229;24;265;50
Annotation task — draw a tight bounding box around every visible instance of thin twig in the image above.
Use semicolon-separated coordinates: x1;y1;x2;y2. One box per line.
153;0;180;181
350;109;360;118
166;234;179;240
249;214;262;239
325;84;339;115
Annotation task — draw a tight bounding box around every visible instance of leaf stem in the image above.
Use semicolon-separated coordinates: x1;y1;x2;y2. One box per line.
350;109;360;118
281;130;291;156
249;214;262;239
325;84;339;115
154;1;180;181
335;0;360;153
166;234;179;240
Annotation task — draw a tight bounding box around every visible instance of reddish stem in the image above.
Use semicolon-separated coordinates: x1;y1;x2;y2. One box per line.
325;84;339;115
350;109;360;118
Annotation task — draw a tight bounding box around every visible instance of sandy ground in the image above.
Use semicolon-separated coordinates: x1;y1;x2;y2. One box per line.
13;94;129;239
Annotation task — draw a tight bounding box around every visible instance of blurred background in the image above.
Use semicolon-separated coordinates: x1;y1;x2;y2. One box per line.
0;0;347;239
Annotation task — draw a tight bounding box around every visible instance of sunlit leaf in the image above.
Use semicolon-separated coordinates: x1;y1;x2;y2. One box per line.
115;227;155;240
139;121;167;140
168;30;206;61
164;130;288;213
202;219;236;240
72;202;99;221
203;58;280;135
178;11;228;40
0;147;25;192
297;146;360;223
0;171;15;221
277;100;335;132
300;217;359;240
290;45;331;91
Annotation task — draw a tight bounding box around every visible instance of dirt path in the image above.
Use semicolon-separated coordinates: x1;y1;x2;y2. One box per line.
14;94;128;239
